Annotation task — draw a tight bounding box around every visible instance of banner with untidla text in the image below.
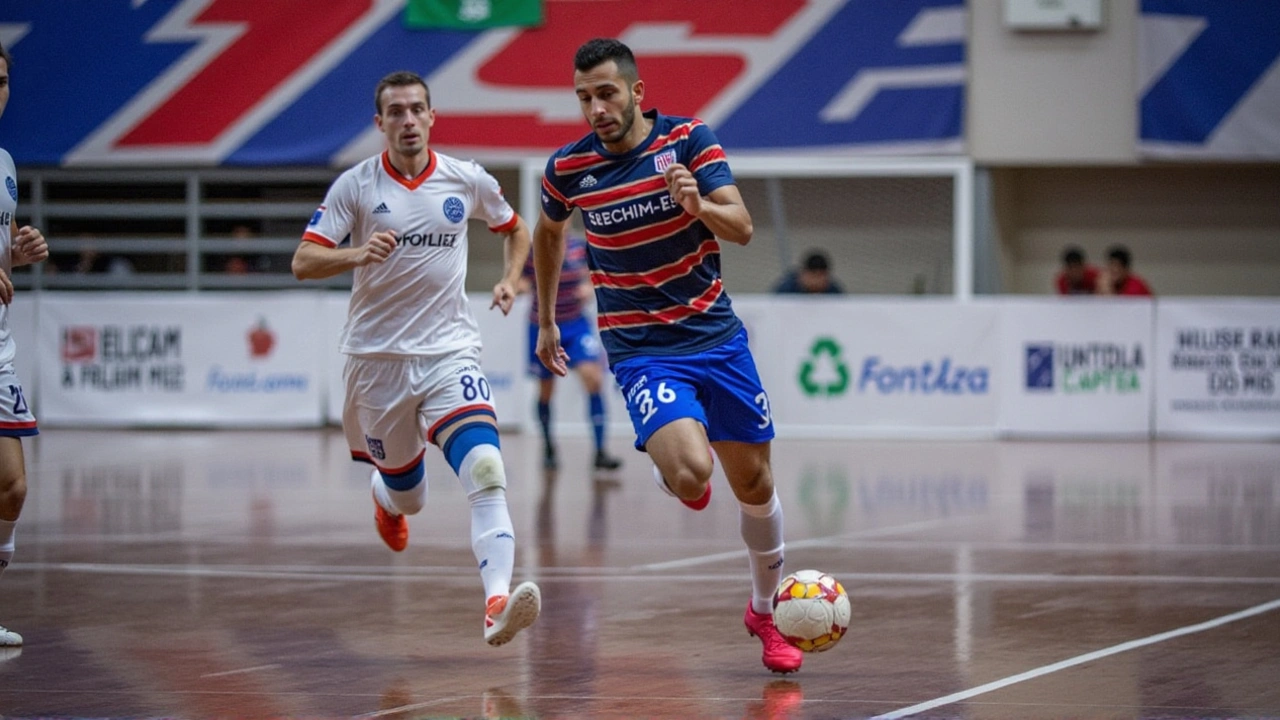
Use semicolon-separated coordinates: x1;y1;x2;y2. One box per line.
1154;300;1280;438
998;299;1154;437
37;293;326;426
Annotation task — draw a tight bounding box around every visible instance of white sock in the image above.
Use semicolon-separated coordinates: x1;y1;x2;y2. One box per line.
371;469;426;516
0;519;15;579
470;488;515;602
739;492;784;615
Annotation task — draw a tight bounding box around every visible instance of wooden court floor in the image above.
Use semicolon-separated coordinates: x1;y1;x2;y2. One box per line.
0;429;1277;719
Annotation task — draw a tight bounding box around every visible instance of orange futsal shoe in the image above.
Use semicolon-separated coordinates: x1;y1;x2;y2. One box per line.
651;464;711;511
744;602;803;674
484;581;541;646
372;488;408;552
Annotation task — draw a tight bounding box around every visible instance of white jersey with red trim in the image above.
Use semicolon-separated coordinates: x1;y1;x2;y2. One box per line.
304;149;519;356
0;149;18;368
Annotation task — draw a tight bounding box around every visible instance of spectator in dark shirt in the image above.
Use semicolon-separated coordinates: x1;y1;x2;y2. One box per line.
773;249;844;294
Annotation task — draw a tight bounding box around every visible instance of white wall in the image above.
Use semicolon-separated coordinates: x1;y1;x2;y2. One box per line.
969;0;1139;164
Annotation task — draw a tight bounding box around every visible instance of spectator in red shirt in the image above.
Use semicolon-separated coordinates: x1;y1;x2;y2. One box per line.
1054;245;1098;295
1100;245;1153;296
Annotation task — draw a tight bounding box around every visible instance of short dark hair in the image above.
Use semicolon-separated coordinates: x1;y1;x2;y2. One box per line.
1107;245;1132;268
374;71;430;115
802;250;831;272
1062;246;1085;265
0;41;11;69
574;38;638;83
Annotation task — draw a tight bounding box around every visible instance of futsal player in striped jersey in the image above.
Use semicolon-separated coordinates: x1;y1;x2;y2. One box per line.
517;233;622;472
532;38;803;673
292;71;539;646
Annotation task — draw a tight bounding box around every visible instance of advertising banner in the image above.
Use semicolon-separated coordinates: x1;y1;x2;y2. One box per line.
1139;2;1280;159
0;0;964;165
1154;300;1280;438
737;297;999;437
998;299;1154;437
37;293;326;427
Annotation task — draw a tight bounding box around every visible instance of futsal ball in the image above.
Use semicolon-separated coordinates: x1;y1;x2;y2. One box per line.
771;569;851;652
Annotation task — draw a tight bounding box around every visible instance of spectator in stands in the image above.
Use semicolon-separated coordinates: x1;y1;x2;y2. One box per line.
220;224;272;274
1054;245;1098;295
773;249;844;294
1099;245;1153;296
55;235;134;275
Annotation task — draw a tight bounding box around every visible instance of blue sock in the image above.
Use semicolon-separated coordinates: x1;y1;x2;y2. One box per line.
589;393;606;453
537;400;553;451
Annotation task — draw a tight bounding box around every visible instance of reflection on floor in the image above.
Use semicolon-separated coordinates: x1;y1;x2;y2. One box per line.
1;430;1278;718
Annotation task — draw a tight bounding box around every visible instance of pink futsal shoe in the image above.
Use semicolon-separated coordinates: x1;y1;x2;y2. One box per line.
651;464;711;511
744;602;803;674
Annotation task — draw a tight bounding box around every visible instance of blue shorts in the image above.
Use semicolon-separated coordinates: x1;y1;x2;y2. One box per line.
611;327;774;451
527;315;603;380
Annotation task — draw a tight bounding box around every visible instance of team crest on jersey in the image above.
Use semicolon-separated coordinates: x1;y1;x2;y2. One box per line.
308;205;325;226
4;177;16;201
443;196;465;223
654;150;677;174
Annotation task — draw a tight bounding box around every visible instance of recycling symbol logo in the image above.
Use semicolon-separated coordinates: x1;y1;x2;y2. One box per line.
798;337;851;397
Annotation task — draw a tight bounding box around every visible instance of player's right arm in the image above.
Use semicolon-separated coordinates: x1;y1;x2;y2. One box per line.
532;208;570;376
291;172;394;280
291;230;396;280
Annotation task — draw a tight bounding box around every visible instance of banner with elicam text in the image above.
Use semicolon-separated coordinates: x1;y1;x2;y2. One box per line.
37;293;326;427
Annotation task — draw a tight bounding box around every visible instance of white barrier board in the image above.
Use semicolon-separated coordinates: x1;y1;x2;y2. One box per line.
997;298;1153;436
736;297;1000;437
1155;300;1280;439
37;293;325;426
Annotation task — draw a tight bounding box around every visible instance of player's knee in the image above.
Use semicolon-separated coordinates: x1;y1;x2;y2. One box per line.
391;483;427;515
461;443;507;496
666;455;714;497
0;473;26;519
734;462;775;504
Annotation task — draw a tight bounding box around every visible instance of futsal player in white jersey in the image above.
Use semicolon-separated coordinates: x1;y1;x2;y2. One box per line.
291;71;539;646
0;42;51;650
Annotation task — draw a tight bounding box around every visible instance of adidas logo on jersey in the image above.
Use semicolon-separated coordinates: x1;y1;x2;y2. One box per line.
578;175;598;189
373;202;391;214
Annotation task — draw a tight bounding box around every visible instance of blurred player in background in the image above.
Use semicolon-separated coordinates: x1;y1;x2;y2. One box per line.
533;38;803;673
0;41;51;650
517;233;622;472
291;71;539;646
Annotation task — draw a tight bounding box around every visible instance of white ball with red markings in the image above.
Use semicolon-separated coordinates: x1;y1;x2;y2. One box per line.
771;569;851;653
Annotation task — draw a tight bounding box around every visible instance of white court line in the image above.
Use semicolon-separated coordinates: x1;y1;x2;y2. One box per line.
631;516;966;572
200;663;280;678
870;597;1280;720
15;562;1280;586
355;696;466;718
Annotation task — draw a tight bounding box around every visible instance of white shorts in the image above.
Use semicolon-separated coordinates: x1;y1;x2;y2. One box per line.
343;349;497;473
0;363;37;438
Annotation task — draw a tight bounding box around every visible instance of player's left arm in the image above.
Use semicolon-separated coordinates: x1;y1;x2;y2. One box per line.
491;214;531;315
664;165;753;246
11;220;49;267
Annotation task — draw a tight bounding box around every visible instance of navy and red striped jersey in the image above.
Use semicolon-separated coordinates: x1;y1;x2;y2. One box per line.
522;234;589;325
541;110;743;364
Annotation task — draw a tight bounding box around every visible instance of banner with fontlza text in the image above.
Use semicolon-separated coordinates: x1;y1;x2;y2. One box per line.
37;293;326;426
735;298;1000;437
